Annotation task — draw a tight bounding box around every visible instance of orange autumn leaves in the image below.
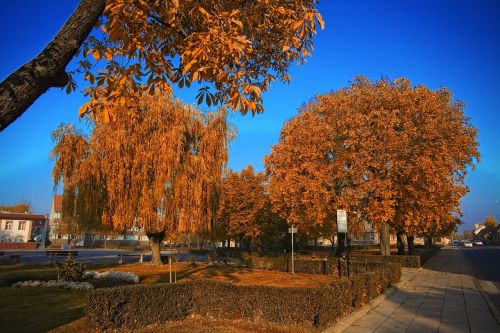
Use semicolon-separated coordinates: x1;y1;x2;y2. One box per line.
76;0;324;122
52;76;479;246
265;76;479;238
52;92;232;237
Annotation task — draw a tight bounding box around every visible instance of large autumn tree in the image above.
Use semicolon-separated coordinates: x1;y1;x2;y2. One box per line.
217;165;286;252
51;92;232;263
0;0;323;130
266;76;479;255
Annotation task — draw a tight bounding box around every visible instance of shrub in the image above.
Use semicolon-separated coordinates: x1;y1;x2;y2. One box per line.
86;261;401;330
418;246;441;265
351;254;421;268
57;254;86;282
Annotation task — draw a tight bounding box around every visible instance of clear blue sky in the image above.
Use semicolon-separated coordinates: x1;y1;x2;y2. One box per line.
1;0;499;231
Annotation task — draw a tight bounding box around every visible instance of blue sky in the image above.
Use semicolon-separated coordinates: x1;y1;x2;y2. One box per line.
0;0;499;231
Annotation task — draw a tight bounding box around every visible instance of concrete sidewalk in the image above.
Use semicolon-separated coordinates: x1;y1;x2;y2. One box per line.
340;248;500;333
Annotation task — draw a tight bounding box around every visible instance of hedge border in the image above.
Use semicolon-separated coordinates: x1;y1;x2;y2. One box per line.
86;261;401;330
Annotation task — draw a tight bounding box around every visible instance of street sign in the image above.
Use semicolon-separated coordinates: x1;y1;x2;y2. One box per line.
337;210;347;233
288;226;297;233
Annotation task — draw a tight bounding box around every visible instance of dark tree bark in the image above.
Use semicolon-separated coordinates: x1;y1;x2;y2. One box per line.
147;230;166;265
380;224;391;255
407;234;415;255
0;0;105;131
424;235;433;248
396;231;405;255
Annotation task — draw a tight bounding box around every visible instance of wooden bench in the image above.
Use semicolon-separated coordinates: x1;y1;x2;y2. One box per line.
207;250;228;265
0;251;21;264
45;250;79;264
118;253;145;264
311;251;330;260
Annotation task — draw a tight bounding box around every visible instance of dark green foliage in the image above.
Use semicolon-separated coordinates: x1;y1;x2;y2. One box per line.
351;254;421;268
86;261;401;330
57;254;86;282
351;246;441;268
418;246;441;265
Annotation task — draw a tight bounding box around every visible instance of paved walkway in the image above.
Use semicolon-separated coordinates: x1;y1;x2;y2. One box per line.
342;248;500;333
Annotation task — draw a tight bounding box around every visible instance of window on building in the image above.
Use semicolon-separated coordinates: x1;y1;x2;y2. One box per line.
18;221;26;231
5;221;13;230
369;233;375;241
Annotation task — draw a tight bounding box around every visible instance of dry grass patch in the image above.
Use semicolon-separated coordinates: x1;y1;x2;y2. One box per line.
97;262;337;287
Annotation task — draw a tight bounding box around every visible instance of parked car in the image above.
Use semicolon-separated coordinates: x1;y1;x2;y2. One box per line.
464;241;473;248
450;240;463;246
473;240;483;246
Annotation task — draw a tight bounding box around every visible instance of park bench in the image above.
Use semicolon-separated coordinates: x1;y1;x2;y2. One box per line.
311;251;330;260
207;250;228;265
45;250;78;264
0;251;21;264
118;253;145;264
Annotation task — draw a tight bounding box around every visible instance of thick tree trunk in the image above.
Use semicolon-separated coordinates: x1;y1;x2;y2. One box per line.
424;235;433;248
407;234;415;255
396;231;405;255
0;0;105;131
379;224;391;256
147;230;166;265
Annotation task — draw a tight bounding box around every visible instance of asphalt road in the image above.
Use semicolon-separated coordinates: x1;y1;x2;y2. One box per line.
462;246;500;313
1;249;201;265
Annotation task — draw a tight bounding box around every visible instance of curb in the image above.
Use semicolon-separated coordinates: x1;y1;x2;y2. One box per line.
321;281;404;333
460;249;500;326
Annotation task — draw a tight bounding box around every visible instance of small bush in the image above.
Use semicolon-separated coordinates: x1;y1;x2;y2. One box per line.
57;254;86;282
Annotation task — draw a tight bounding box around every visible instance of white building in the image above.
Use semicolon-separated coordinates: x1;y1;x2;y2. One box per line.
0;212;47;242
48;194;64;239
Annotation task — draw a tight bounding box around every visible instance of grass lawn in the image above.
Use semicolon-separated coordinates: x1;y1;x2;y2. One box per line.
0;287;87;333
0;262;335;332
104;262;338;287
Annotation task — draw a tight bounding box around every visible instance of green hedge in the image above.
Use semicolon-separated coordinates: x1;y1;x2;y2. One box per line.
351;246;441;268
418;246;441;265
351;254;421;268
86;262;401;330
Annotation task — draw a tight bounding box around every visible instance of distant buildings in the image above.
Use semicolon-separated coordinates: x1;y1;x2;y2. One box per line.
0;212;46;243
48;194;63;240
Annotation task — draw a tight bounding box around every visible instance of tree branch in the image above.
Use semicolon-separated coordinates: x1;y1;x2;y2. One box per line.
0;0;106;132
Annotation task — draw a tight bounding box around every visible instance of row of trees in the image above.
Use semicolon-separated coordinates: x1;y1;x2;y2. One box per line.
52;77;479;260
266;76;479;255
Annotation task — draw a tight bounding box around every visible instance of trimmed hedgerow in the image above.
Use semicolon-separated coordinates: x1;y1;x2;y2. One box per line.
86;283;194;329
351;254;421;268
351;246;441;268
86;261;401;330
418;246;441;265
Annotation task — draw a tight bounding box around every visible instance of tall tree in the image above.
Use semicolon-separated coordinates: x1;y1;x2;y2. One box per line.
217;165;286;251
0;0;323;131
51;92;232;263
266;76;479;255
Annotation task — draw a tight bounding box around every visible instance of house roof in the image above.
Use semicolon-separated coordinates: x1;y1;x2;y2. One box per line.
0;212;46;221
53;195;63;212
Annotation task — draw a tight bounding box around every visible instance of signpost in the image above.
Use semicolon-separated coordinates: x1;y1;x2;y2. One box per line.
288;225;297;274
336;210;350;277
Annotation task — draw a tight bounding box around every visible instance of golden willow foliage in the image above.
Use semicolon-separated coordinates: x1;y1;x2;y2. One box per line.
75;0;324;121
52;93;232;241
265;76;480;237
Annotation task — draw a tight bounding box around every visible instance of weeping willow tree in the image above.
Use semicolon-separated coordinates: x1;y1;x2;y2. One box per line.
51;92;232;263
